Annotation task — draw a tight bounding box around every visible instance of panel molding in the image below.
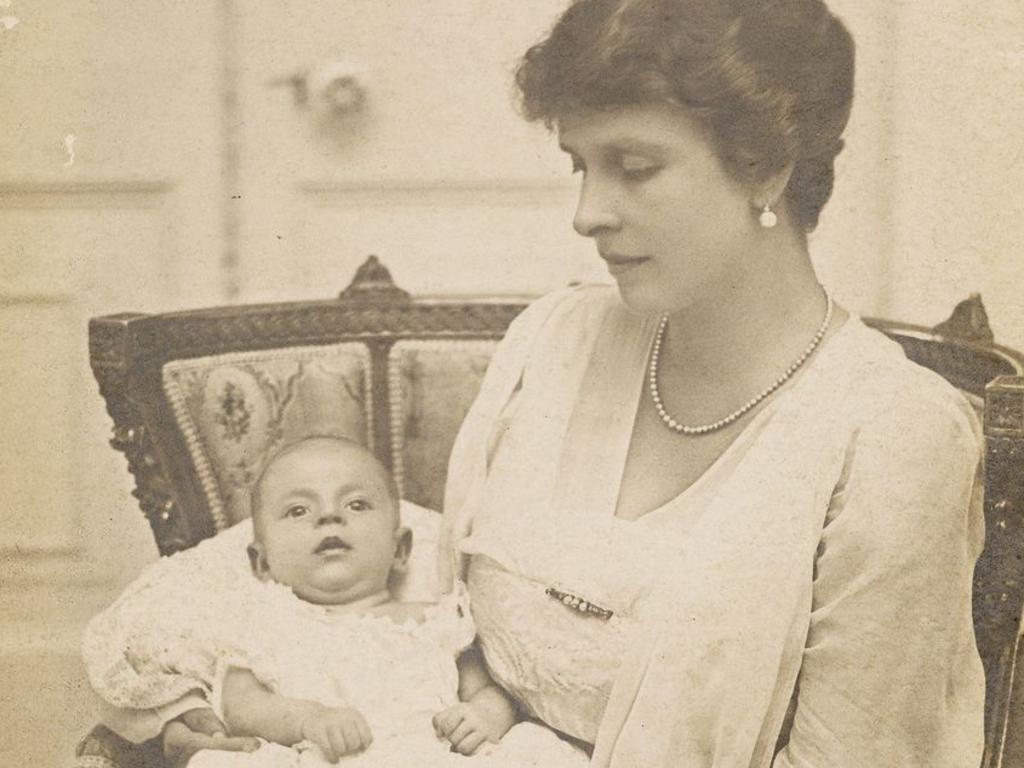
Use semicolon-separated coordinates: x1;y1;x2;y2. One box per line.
0;179;175;209
299;178;576;208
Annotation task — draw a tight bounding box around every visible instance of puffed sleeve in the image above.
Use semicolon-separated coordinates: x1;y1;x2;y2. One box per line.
416;580;478;657
81;520;256;739
773;393;986;767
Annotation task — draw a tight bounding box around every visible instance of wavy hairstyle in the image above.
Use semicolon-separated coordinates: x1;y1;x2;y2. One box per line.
515;0;855;231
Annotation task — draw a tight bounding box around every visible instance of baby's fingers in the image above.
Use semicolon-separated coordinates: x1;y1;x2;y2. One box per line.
341;719;368;754
325;726;351;763
453;728;487;756
447;720;478;752
432;707;465;738
354;715;373;750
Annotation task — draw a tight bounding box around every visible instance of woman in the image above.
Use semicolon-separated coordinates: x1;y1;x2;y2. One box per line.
88;0;985;765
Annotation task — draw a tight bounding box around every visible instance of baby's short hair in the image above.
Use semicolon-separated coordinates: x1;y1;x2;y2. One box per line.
249;435;400;521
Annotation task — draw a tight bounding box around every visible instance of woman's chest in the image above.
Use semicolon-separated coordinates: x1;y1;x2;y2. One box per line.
613;394;756;521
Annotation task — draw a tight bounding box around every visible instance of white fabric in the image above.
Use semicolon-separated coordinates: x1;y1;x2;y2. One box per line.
441;286;985;768
83;500;443;742
461;387;779;744
186;581;585;768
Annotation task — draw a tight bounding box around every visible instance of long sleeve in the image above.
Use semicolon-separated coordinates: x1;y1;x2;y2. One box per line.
774;393;985;767
439;286;599;587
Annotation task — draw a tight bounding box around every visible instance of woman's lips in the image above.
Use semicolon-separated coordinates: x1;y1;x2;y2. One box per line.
602;255;650;276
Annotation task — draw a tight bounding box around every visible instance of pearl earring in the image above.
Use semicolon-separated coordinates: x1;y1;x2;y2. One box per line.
759;204;778;229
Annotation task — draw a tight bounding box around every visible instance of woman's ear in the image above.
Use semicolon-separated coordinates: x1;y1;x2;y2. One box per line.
390;527;413;574
247;541;272;581
753;163;795;213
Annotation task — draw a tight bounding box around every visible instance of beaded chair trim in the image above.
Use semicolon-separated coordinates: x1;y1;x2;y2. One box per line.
73;757;118;768
163;344;373;531
386;339;499;499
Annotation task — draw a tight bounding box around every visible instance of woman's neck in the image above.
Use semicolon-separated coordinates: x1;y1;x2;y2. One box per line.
659;232;835;391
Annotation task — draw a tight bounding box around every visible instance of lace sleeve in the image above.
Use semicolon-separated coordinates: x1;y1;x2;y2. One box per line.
82;521;256;709
417;580;477;657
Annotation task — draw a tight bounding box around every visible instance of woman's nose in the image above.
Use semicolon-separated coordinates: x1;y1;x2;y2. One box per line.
573;177;621;237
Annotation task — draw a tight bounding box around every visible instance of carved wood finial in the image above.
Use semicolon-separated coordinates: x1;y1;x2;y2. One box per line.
338;255;411;303
933;293;994;343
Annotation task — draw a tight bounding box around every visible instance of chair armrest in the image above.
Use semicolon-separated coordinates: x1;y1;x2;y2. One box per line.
74;725;166;768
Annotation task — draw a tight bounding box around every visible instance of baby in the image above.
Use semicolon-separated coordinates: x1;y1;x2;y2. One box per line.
188;436;584;767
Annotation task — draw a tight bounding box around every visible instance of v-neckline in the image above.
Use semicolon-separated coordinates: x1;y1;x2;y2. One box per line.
551;302;856;525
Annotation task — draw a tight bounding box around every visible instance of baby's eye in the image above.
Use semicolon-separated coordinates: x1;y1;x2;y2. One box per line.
284;504;309;519
346;499;372;513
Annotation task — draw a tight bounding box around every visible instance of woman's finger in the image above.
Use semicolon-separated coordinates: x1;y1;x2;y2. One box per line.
163;722;260;768
179;707;228;736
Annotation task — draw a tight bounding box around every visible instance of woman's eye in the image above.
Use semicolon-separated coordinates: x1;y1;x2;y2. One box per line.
284;504;309;519
619;156;659;181
346;499;371;513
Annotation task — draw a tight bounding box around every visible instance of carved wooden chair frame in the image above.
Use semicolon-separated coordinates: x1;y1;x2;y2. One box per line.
80;257;1024;768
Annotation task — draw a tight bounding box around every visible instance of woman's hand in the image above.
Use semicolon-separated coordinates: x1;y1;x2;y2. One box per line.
299;704;373;762
162;707;261;768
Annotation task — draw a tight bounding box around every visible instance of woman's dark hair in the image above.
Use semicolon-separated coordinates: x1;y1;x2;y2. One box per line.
515;0;855;231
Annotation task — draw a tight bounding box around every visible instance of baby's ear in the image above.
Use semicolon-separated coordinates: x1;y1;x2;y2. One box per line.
247;541;271;581
391;527;413;574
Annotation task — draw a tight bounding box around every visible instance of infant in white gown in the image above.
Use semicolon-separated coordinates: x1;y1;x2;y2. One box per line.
110;436;583;768
191;580;581;768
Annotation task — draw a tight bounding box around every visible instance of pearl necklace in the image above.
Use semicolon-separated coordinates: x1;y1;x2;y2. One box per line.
648;291;834;435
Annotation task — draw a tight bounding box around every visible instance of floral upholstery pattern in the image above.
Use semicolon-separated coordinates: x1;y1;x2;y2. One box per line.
162;340;499;527
163;344;373;529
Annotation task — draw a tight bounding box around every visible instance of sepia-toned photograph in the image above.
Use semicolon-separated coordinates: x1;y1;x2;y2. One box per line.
1;1;1022;767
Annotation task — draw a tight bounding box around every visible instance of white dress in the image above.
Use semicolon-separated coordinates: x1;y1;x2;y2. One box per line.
186;581;586;768
442;285;986;767
461;397;775;745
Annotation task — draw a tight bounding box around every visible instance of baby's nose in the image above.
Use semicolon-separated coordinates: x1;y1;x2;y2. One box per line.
316;510;346;526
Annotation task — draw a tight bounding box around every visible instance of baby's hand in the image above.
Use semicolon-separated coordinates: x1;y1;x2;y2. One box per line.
299;705;372;763
432;700;511;756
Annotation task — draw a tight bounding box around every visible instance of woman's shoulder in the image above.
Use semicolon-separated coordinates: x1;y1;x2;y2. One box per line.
509;283;618;338
480;284;619;382
829;317;981;451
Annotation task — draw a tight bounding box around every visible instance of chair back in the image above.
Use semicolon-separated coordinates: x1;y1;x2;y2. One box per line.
90;259;1024;767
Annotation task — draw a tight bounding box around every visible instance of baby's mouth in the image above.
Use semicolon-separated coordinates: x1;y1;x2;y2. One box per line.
315;536;351;554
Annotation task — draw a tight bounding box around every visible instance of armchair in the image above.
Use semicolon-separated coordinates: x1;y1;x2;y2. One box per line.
78;257;1024;768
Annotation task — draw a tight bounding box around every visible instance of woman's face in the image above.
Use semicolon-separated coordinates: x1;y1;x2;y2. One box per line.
558;102;760;316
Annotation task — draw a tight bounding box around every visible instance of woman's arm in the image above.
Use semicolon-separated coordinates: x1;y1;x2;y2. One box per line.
774;396;985;767
221;667;372;761
440;286;602;588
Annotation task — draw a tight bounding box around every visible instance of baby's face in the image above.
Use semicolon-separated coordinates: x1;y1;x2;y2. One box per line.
250;440;406;605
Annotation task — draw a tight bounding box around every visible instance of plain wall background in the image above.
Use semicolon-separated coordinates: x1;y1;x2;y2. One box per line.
0;2;1021;766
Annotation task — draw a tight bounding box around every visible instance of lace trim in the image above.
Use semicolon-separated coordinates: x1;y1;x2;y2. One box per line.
162;343;373;531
